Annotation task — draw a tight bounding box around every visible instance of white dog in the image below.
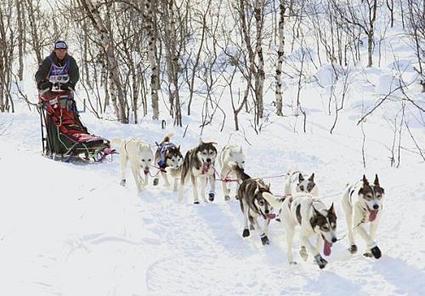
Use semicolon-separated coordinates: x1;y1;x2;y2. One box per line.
284;171;319;197
218;145;246;201
342;174;384;259
114;138;154;193
264;193;337;269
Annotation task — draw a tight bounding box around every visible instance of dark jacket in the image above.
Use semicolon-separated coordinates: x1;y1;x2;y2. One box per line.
35;52;79;90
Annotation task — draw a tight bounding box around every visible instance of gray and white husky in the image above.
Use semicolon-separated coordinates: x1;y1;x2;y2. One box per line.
218;145;246;201
342;174;385;259
236;167;279;245
284;171;319;197
264;193;338;269
178;140;217;204
153;134;183;191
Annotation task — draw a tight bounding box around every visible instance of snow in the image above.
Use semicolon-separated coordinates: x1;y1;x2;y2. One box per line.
1;84;425;295
1;10;425;296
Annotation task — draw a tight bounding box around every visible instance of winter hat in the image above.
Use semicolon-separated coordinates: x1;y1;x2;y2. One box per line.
54;40;68;50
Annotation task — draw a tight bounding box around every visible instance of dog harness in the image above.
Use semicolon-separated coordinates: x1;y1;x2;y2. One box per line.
156;142;176;169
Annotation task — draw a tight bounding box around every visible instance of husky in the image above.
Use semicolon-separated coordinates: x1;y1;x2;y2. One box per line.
114;138;154;193
264;193;337;269
235;166;278;245
178;140;218;204
284;171;319;197
342;174;384;259
218;145;246;201
153;134;183;191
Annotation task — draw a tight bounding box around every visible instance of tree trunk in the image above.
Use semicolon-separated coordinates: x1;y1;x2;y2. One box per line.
275;0;286;116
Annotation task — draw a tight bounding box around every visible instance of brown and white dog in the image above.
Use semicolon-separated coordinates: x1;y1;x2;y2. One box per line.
341;174;385;259
153;134;183;191
264;193;337;269
236;167;278;246
178;140;217;204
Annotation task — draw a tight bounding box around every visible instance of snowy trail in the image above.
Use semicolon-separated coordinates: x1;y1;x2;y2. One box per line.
1;112;425;295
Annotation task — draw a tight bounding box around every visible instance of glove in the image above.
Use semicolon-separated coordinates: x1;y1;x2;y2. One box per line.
39;81;52;90
59;82;74;91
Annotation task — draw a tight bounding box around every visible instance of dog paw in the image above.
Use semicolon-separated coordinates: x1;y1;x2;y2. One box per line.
120;179;126;186
242;229;250;238
193;201;200;205
289;261;298;265
370;246;382;259
208;192;215;202
349;244;358;254
224;195;230;201
275;218;282;223
261;235;270;245
153;178;159;186
299;246;308;261
314;254;328;269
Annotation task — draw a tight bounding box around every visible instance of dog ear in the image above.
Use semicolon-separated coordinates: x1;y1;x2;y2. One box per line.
328;202;335;215
362;175;369;185
199;138;204;145
313;206;323;217
374;174;380;186
309;173;315;181
177;145;181;151
299;174;305;183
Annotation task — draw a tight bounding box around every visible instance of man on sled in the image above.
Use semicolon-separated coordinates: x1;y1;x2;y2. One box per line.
35;40;114;162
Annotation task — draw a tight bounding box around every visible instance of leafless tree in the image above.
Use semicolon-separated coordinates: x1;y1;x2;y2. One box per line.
331;0;380;67
0;0;15;112
406;0;425;92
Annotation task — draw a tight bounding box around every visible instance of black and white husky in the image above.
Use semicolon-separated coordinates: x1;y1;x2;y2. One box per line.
218;145;246;201
264;193;337;269
236;167;279;245
153;134;183;191
342;174;385;259
284;171;319;197
178;140;217;204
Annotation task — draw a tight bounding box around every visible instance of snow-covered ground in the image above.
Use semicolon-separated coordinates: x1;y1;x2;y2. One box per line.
1;17;425;296
1;79;425;295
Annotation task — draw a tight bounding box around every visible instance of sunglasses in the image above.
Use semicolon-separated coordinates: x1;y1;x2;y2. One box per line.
55;42;68;49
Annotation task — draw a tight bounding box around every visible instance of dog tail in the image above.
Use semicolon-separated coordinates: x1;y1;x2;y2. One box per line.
161;133;174;145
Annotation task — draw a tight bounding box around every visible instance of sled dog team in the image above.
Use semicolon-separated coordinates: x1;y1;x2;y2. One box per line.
115;134;385;269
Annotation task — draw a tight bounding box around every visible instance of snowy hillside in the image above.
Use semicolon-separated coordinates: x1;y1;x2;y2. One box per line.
1;69;425;295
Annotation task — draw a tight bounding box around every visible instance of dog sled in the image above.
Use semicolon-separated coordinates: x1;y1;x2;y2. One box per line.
38;89;114;162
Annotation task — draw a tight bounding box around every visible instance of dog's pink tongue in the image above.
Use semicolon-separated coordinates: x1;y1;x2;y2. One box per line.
323;241;332;256
267;213;276;219
369;210;378;222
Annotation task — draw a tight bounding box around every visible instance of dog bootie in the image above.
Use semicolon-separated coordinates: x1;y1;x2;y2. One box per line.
261;235;270;245
349;244;358;254
242;229;250;238
370;246;382;259
208;192;215;202
314;254;328;269
153;178;159;186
